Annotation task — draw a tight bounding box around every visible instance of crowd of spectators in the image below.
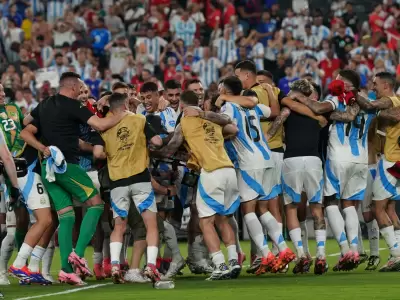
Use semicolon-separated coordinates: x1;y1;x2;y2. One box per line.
0;0;399;114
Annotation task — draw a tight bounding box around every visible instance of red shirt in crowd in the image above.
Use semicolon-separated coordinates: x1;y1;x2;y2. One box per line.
150;0;170;5
369;13;384;33
319;57;341;86
164;67;177;82
207;8;221;29
223;3;236;25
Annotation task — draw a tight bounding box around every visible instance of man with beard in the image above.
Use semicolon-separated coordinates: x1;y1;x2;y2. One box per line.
164;80;182;115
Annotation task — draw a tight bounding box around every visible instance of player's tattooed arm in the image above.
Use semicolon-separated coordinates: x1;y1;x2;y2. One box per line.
160;125;184;158
216;94;257;109
199;111;232;126
378;106;400;122
330;103;360;123
356;93;393;111
222;124;239;139
297;96;334;115
266;107;290;140
0;130;19;188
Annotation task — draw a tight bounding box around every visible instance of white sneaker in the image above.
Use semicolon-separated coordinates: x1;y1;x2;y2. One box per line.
124;269;151;283
161;257;186;280
42;273;56;283
0;271;10;285
206;263;230;281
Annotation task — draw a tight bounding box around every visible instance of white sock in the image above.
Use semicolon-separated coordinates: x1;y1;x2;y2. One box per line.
300;221;309;255
102;237;110;259
357;222;365;253
210;250;225;266
244;213;270;257
27;246;46;272
343;206;359;252
110;242;122;265
289;228;304;257
315;229;326;258
13;243;33;269
163;221;182;262
259;212;287;251
366;220;379;256
42;237;55;275
93;252;103;265
380;225;400;257
227;244;238;261
147;246;159;265
394;230;400;244
271;223;282;255
0;227;15;272
326;205;349;254
229;216;243;253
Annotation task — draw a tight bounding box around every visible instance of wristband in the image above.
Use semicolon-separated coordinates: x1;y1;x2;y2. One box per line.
10;187;20;199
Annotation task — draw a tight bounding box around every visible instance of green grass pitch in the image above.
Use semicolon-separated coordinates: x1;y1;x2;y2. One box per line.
2;240;400;300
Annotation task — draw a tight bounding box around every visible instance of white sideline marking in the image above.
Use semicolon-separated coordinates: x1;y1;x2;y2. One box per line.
244;247;387;267
15;283;113;300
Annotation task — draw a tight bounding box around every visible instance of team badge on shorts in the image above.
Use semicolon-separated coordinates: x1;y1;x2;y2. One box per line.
40;197;46;205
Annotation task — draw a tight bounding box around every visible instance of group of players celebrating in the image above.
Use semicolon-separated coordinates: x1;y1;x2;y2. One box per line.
0;59;399;287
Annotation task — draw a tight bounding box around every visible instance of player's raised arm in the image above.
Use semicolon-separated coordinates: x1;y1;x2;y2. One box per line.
330;103;360;123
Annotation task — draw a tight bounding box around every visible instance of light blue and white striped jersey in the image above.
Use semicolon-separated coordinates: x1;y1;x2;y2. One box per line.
311;25;331;41
174;19;196;46
41;46;54;67
349;46;376;57
136;37;168;65
73;62;92;80
47;0;66;24
333;27;354;38
30;0;44;15
49;65;68;78
250;42;264;71
221;102;273;170
324;95;376;164
304;34;321;50
141;107;178;137
228;24;243;41
213;38;235;65
192;58;223;89
123;67;136;83
193;47;204;60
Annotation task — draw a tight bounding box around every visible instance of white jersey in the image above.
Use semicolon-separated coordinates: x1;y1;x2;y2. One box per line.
141;107;177;136
324;95;376;164
221;103;273;170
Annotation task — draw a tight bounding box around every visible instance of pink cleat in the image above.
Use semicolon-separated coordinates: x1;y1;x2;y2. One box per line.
94;263;106;280
68;252;93;278
144;263;161;282
58;270;87;286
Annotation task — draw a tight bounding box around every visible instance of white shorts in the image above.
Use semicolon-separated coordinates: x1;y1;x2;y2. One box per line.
110;182;157;219
196;168;240;218
271;151;283;190
361;164;377;213
0;175;6;214
237;168;279;202
18;170;51;211
324;159;368;200
372;157;400;201
282;156;324;205
0;176;16;226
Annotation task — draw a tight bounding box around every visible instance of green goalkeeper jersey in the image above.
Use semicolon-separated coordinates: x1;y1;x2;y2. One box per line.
0;103;25;157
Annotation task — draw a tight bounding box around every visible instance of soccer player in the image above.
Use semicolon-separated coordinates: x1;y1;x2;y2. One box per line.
217;75;296;275
355;72;400;271
268;79;328;274
93;92;163;283
164;80;182;114
297;70;374;271
162;90;240;280
22;72;126;285
0;83;26;285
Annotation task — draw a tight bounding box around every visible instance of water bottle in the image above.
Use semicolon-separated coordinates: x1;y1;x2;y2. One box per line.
154;280;175;289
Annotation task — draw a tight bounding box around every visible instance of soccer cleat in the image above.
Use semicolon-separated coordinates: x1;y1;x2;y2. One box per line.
359;252;369;264
238;252;246;266
379;256;400;272
205;263;230;281
314;257;328;275
111;265;125;284
279;263;289;273
228;259;241;279
292;256;312;274
28;272;52;285
256;252;276;275
144;263;161;282
94;263;106;280
120;262;129;277
246;256;262;274
160;258;171;275
58;270;86;286
333;251;358;272
8;265;32;282
365;256;380;271
68;252;93;278
160;258;186;280
272;248;296;273
0;271;10;285
186;257;213;275
302;254;313;273
124;269;151;283
103;258;112;278
42;273;56;283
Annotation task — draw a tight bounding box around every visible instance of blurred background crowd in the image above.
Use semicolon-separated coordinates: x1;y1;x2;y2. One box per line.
0;0;399;114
